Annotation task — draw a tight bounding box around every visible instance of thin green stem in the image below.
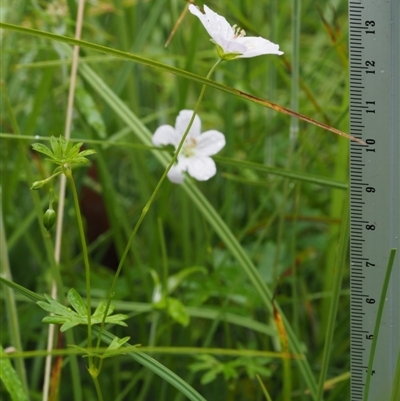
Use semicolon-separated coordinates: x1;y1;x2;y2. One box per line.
92;376;104;401
65;169;93;366
157;218;168;302
95;58;223;352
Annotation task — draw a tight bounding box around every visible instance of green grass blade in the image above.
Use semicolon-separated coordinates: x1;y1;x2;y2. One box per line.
256;374;273;401
0;22;359;141
363;248;397;401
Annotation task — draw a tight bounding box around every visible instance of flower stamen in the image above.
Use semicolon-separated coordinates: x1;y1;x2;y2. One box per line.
182;137;197;157
232;24;246;38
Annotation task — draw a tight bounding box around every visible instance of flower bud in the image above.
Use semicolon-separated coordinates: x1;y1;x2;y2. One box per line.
31;180;46;190
43;209;56;231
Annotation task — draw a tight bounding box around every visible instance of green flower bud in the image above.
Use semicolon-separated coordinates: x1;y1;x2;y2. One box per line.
31;180;46;190
43;209;56;231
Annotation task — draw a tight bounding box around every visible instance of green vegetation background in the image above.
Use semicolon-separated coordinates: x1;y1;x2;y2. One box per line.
1;0;352;400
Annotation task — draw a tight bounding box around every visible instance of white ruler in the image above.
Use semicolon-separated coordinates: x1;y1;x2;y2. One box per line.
349;0;399;400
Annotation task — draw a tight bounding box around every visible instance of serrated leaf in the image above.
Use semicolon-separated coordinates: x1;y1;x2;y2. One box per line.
68;142;84;158
67;288;87;316
38;291;128;332
31;143;55;159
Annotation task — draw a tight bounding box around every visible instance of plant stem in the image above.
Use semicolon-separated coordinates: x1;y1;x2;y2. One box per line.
65;169;93;365
93;376;104;401
96;58;223;352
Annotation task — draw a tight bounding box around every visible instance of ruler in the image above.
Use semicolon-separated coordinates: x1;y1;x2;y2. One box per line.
349;0;400;400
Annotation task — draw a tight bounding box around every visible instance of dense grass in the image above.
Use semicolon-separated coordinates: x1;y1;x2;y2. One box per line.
1;0;355;400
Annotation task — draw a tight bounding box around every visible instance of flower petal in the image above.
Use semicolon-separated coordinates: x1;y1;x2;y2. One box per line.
235;36;283;58
167;163;186;184
187;157;217;181
195;130;226;156
175;110;201;138
153;125;180;147
188;5;234;43
215;36;247;56
189;4;283;60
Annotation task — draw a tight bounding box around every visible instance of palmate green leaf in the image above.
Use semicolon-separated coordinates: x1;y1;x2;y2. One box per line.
0;279;205;400
37;290;128;332
32;136;95;167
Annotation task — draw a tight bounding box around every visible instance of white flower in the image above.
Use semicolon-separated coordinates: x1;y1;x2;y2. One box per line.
153;110;226;184
188;4;283;60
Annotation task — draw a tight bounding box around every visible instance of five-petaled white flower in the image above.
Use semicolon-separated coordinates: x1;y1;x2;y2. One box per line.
188;4;283;60
153;110;226;184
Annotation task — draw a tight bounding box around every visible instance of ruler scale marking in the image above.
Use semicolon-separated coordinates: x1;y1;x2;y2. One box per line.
349;0;400;400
